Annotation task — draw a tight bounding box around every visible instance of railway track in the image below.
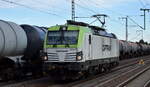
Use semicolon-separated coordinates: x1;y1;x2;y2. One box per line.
66;55;150;87
144;79;150;87
49;56;150;87
116;64;150;87
0;77;52;87
116;65;150;87
1;55;150;87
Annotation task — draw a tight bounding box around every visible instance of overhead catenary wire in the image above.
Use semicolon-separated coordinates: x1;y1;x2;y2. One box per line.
65;0;97;14
30;0;69;14
89;19;98;24
66;0;124;26
109;17;124;25
66;0;133;27
144;0;150;6
80;0;129;26
68;0;144;31
1;0;67;19
64;0;94;21
128;16;144;30
5;0;145;31
138;0;147;8
129;31;142;41
86;0;125;16
73;2;97;14
77;0;98;14
85;0;145;28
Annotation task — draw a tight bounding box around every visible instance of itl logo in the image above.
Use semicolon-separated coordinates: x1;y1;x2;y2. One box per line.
102;45;111;51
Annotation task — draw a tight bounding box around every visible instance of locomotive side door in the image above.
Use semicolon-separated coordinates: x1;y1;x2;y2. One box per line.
84;34;92;61
88;34;92;60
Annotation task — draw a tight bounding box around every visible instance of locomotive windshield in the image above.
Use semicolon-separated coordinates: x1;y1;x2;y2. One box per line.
47;30;79;45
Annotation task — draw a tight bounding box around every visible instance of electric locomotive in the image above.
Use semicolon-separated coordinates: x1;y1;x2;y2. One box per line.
42;20;119;79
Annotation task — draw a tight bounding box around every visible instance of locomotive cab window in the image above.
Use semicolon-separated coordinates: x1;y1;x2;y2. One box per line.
47;30;79;45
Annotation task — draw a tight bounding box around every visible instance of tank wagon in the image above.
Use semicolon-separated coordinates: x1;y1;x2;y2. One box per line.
42;20;119;80
119;40;150;60
0;20;47;80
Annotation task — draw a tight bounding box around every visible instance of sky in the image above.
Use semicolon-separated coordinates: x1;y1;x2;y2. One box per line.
0;0;150;42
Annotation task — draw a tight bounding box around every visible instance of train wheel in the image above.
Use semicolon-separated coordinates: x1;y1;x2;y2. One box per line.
82;71;89;79
88;67;94;75
1;68;15;81
88;66;97;75
105;64;111;72
99;66;105;73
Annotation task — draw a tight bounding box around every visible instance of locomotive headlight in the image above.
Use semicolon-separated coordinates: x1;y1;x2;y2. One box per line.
41;51;48;61
43;56;48;61
76;51;83;61
77;56;82;60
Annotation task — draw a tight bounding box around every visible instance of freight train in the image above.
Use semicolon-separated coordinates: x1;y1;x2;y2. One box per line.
0;20;150;81
42;20;150;80
0;20;47;81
